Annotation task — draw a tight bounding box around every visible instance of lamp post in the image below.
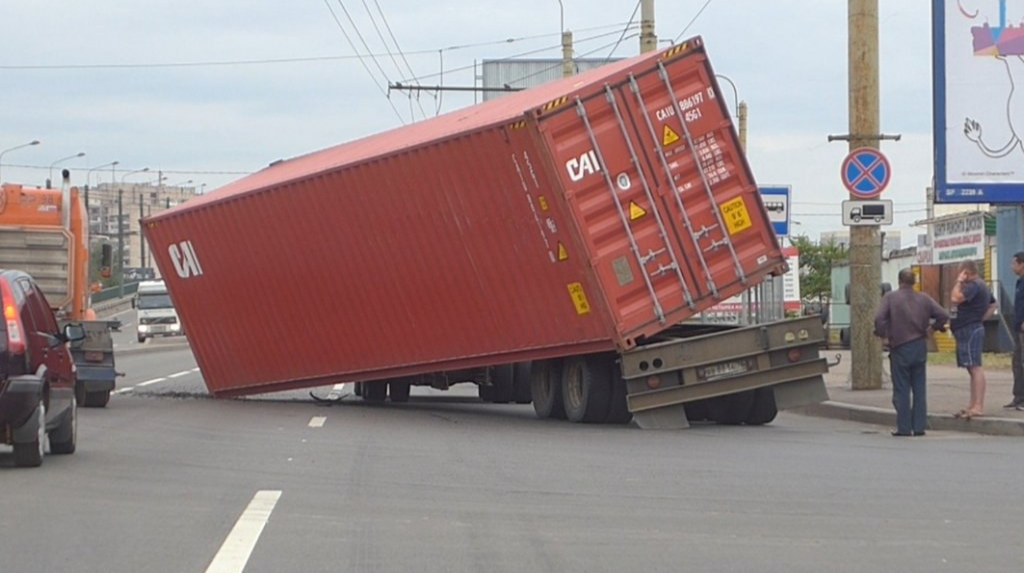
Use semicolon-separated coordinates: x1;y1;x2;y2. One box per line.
168;178;193;188
556;0;573;78
118;168;149;297
0;140;41;183
85;160;119;222
48;152;86;188
715;74;747;151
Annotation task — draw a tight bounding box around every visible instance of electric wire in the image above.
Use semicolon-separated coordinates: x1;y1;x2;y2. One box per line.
399;27;637;85
604;0;642;63
0;23;633;71
502;30;639;87
322;0;406;124
360;0;427;120
674;0;716;44
370;0;430;119
333;0;407;121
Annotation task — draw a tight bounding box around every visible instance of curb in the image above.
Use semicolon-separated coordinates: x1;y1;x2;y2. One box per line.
794;401;1024;437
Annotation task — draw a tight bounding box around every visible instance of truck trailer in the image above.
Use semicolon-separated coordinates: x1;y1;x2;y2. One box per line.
143;38;828;429
0;172;120;407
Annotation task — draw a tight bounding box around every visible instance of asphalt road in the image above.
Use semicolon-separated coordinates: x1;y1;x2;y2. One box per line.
1;346;1023;573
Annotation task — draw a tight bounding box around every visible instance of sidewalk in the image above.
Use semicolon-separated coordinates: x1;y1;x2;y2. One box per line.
797;349;1024;436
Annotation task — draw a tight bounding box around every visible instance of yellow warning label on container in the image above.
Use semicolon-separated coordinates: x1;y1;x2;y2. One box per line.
629;201;647;221
557;242;569;261
567;282;592;315
720;197;753;235
538;195;549;212
662;125;681;147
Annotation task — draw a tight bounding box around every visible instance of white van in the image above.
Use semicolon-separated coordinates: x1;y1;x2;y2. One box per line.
134;280;182;343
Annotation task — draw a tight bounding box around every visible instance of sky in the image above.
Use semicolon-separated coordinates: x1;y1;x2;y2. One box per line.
0;0;946;246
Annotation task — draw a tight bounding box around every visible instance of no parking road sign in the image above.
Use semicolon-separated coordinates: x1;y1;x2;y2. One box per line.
841;147;890;198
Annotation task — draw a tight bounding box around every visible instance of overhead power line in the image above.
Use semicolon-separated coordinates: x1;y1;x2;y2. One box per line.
0;24;631;71
604;0;642;63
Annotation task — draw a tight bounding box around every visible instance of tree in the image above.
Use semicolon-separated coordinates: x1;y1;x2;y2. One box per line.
789;235;848;306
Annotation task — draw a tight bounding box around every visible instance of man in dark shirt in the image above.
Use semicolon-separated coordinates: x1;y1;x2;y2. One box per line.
874;268;949;436
1007;252;1024;410
950;260;997;419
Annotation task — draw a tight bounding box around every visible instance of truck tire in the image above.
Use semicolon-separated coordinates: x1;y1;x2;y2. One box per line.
488;365;515;404
354;382;363;397
363;381;387;403
512;362;532;404
388;379;411;403
49;396;77;455
13;400;45;468
708;390;755;425
530;359;566;420
683;399;711;422
605;364;633;424
138;334;147;343
745;387;778;425
83;390;111;408
561;355;611;424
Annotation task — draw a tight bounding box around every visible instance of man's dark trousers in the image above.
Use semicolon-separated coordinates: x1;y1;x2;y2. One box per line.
890;338;928;434
1013;333;1024;402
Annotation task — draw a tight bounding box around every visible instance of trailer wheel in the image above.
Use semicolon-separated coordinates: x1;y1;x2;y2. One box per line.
605;363;633;424
512;362;532;404
683;399;711;422
363;381;387;403
708;390;755;425
388;380;411;403
530;359;565;420
561;355;611;424
354;382;363;397
745;387;778;425
83;390;111;408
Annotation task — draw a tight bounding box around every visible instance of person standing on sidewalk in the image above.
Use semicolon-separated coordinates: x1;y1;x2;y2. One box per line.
874;268;949;436
1007;251;1024;410
950;260;997;419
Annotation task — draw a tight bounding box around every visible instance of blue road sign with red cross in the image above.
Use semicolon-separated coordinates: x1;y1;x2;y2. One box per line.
841;148;890;198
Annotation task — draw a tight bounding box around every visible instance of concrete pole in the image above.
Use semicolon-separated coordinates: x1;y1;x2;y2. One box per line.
640;0;656;54
848;0;883;390
738;101;748;151
562;31;574;78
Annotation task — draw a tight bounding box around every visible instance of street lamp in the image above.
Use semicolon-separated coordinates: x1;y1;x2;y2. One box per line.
715;74;747;151
0;139;41;182
168;178;193;188
49;152;86;188
86;161;119;190
120;167;150;185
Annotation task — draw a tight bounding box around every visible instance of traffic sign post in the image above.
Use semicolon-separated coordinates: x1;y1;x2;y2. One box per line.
841;147;891;198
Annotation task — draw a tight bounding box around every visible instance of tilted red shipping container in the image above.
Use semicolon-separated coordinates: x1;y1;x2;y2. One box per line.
143;38;791;401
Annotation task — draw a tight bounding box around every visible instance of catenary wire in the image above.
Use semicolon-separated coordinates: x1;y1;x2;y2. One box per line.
368;0;429;120
604;0;642;63
674;0;716;43
323;0;406;124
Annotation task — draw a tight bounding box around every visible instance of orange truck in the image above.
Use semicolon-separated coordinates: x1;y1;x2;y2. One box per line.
0;170;119;407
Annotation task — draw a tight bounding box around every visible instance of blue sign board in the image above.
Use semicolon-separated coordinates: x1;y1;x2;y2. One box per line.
933;0;1024;203
841;148;890;198
759;186;790;236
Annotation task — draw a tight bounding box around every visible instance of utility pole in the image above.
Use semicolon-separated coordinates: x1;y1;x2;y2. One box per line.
117;189;125;298
640;0;657;54
562;30;574;78
848;0;883;390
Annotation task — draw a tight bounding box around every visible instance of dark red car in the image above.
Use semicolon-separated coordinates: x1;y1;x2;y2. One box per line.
0;269;84;467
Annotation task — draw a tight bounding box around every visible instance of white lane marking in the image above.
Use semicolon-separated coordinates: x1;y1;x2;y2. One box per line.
308;416;326;428
192;368;201;373
137;377;167;387
114;387;134;394
204;490;282;573
169;370;191;379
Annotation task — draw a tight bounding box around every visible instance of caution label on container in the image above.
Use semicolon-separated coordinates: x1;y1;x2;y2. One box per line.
663;125;681;147
557;242;569;261
567;282;592;315
628;201;647;221
720;197;753;235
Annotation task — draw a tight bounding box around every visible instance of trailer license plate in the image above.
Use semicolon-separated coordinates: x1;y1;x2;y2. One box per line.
697;358;754;382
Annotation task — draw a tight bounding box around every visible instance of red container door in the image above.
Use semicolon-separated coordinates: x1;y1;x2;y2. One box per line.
536;43;783;347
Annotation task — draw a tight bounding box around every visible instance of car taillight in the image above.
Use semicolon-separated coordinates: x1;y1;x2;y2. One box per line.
0;279;25;354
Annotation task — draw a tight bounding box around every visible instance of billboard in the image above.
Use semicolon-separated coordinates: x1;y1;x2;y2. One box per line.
933;0;1024;203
